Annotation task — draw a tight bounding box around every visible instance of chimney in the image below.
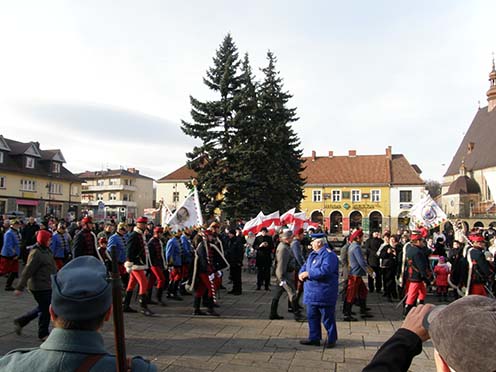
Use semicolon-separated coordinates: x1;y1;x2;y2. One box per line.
385;146;392;160
467;142;475;154
328;150;333;158
127;167;139;174
348;150;357;157
311;150;316;161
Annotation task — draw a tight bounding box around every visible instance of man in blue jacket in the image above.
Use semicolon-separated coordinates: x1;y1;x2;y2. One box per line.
298;237;339;348
1;219;21;291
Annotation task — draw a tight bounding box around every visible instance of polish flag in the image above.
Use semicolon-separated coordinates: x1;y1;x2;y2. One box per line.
290;212;307;231
242;212;264;236
260;211;281;229
280;208;296;225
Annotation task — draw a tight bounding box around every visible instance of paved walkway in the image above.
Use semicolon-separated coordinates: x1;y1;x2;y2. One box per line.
0;271;437;371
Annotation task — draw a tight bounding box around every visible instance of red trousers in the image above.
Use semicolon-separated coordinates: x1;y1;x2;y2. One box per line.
469;283;487;296
406;281;426;305
346;275;368;303
170;267;182;282
118;263;127;276
0;257;19;274
181;264;189;280
194;273;215;299
54;258;64;271
148;266;166;289
127;270;148;295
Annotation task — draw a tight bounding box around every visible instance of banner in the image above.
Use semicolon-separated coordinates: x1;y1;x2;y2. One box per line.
409;194;447;230
165;189;203;230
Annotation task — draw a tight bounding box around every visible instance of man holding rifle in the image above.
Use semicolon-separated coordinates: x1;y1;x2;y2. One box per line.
0;256;156;371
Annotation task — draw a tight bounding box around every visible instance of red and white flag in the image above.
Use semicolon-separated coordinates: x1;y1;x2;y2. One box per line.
260;211;281;229
280;208;296;225
242;212;264;235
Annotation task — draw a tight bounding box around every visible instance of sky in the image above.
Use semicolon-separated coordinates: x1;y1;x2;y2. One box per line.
0;0;495;182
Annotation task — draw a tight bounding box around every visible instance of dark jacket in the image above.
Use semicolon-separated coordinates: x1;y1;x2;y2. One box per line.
148;237;164;268
468;247;491;284
362;328;423;372
126;229;147;267
225;236;244;266
365;237;383;267
21;223;39;247
405;244;429;282
73;228;98;259
253;235;274;267
16;244;57;292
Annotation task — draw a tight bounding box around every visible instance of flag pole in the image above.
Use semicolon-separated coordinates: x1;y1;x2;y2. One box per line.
192;179;203;226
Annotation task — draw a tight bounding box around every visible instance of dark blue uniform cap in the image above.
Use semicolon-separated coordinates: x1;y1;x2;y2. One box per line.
51;256;112;321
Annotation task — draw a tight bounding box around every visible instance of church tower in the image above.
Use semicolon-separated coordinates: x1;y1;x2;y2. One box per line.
487;57;496;112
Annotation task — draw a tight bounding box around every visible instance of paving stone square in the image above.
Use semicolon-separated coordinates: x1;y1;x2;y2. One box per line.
0;270;437;371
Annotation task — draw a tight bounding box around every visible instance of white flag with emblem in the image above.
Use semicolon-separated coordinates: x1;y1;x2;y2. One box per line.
409;194;447;230
166;188;203;230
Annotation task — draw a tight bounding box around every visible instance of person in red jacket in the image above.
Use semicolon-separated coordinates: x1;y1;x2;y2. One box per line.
433;256;450;301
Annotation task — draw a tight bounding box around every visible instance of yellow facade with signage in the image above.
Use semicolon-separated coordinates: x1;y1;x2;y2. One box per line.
300;185;391;234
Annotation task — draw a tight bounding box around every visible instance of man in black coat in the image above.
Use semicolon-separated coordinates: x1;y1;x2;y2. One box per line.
225;229;244;295
364;231;383;292
253;227;274;290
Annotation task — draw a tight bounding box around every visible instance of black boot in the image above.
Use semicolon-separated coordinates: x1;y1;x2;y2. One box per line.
206;298;220;316
269;299;284;320
193;297;207;315
288;299;294;313
5;272;16;291
147;288;158;305
138;294;153;316
359;299;373;318
292;299;306;322
343;302;357;321
156;287;167;306
123;291;137;313
418;299;425;305
403;304;414;318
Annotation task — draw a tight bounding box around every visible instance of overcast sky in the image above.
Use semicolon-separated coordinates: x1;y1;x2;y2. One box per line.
0;1;494;181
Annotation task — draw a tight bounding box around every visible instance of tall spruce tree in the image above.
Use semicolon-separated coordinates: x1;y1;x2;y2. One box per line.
222;53;269;219
181;34;242;218
258;51;305;212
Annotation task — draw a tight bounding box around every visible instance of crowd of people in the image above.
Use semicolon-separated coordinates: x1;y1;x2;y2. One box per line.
1;213;495;371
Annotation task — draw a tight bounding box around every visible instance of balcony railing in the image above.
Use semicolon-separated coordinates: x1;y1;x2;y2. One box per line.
82;200;137;207
81;184;137;192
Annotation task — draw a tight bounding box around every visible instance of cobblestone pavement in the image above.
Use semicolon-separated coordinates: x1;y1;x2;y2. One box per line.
0;270;437;371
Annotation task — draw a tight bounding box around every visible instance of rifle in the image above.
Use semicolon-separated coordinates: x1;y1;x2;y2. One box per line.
110;247;127;372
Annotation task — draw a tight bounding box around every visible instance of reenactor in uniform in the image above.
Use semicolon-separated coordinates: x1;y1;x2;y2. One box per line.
50;222;72;270
403;231;431;317
107;222;129;288
1;219;22;291
147;227;167;306
73;216;102;261
124;216;153;316
165;231;184;300
466;232;492;296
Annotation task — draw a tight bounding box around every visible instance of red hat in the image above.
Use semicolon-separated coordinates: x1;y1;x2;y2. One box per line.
203;229;213;236
153;227;164;234
350;229;363;241
410;231;423;241
37;230;52;247
81;216;93;225
136;216;148;224
469;233;485;242
296;228;305;235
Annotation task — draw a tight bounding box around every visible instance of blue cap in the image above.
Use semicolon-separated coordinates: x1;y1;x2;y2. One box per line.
51;256;112;321
310;233;326;240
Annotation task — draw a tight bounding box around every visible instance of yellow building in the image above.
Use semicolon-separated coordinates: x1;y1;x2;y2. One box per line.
301;147;425;234
0;135;82;219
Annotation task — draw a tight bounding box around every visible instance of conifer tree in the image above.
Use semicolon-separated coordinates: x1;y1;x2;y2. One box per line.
258;51;305;212
181;34;241;217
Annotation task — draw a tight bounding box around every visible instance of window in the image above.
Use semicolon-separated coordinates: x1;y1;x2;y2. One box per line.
97;193;104;201
312;190;322;202
52;162;61;173
109;193;117;201
71;185;79;196
20;179;36;191
123;193;129;201
173;192;180;203
0;152;3;164
0;176;5;189
400;190;412;203
371;190;381;202
332;190;341;202
109;178;119;185
26;156;35;169
49;183;62;194
351;189;361;202
0;200;5;215
97;180;105;186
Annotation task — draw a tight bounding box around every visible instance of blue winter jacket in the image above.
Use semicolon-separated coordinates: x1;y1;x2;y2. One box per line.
300;247;339;306
1;228;20;257
348;241;368;276
165;237;182;267
107;232;127;263
180;235;193;264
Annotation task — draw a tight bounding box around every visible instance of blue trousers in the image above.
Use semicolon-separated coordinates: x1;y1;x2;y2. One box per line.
306;304;337;343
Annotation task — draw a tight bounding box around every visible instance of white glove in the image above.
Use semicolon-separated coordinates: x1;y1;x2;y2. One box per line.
208;273;215;281
124;261;133;273
217;270;223;277
279;280;286;287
